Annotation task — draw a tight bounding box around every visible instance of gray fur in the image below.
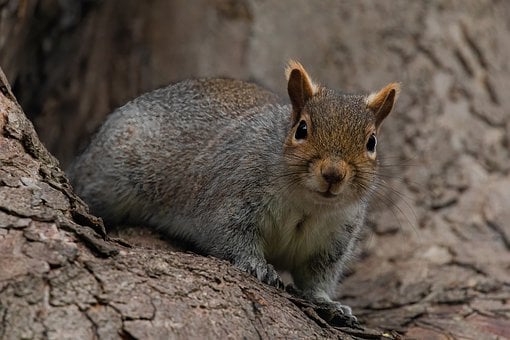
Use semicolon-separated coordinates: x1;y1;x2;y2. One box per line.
68;77;386;319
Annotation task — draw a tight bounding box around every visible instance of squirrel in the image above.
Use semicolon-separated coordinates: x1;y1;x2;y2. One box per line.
68;61;399;320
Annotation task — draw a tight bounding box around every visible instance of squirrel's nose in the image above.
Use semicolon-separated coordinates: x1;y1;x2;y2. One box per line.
322;168;344;185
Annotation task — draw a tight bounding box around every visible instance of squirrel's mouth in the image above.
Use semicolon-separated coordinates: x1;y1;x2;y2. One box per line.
316;190;337;199
315;182;343;199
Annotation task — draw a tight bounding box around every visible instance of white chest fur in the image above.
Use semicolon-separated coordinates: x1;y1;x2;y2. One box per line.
260;193;361;271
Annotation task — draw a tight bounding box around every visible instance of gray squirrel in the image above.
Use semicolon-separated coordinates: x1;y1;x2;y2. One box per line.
68;61;399;319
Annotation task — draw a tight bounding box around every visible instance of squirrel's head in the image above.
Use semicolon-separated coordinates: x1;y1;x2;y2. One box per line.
283;60;399;205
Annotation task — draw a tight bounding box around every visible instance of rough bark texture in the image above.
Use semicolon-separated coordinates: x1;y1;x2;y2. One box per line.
1;0;510;339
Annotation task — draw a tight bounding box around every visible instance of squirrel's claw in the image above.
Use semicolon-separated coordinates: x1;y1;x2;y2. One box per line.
251;262;284;289
332;302;354;318
236;257;284;289
260;263;284;289
314;301;359;327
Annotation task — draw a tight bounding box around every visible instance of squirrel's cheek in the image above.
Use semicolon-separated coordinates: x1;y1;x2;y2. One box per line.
306;163;324;188
303;174;321;191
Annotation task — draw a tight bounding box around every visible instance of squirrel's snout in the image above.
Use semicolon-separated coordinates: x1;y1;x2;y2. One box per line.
319;160;349;188
321;168;344;185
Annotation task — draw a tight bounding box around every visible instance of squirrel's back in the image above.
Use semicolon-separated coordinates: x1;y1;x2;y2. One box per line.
69;78;288;230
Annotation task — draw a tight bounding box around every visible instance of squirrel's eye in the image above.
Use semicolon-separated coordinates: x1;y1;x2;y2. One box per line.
366;134;377;153
295;120;307;140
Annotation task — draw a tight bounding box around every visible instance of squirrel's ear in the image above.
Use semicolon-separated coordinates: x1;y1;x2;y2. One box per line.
367;82;400;129
286;60;318;123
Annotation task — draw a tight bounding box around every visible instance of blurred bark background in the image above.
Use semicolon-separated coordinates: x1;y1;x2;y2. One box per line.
1;0;510;338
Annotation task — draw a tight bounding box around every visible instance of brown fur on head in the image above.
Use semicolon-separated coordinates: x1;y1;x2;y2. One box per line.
283;61;399;204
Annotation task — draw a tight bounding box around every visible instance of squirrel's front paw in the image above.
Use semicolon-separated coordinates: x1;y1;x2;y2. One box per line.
235;258;284;289
329;302;354;318
316;301;358;326
297;289;358;325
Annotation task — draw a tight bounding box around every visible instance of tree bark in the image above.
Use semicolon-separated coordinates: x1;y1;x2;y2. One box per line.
1;0;510;339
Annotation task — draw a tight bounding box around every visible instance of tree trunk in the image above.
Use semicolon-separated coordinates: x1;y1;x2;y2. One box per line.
1;0;510;339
